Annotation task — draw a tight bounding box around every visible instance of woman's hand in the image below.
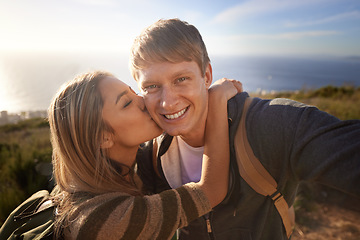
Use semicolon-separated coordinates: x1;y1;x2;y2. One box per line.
208;78;243;102
200;78;242;207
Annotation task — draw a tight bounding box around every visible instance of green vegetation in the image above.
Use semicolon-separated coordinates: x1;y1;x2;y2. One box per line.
251;85;360;120
0;85;359;226
0;118;52;226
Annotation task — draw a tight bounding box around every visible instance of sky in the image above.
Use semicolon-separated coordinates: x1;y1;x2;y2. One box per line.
1;0;360;57
0;0;360;113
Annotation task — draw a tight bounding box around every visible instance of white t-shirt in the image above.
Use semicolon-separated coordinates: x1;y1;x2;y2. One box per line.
177;136;204;185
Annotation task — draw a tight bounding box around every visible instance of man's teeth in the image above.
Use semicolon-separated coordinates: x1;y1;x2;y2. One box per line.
165;108;186;120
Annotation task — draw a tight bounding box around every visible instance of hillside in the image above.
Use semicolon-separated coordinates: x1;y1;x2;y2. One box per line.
251;85;360;120
0;118;52;226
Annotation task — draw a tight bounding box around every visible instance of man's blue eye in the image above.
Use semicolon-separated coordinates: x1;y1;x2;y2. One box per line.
177;77;187;82
147;85;157;89
143;85;157;92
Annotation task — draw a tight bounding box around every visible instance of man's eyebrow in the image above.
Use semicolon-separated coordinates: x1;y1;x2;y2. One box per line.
115;90;128;104
140;79;155;86
172;70;192;78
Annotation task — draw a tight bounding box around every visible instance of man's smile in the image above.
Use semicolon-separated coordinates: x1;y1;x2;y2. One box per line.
163;107;188;120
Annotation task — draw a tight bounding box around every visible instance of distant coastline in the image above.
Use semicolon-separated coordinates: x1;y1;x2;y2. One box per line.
1;52;360;114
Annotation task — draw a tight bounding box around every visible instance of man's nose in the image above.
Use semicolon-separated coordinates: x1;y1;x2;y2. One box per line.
160;86;177;110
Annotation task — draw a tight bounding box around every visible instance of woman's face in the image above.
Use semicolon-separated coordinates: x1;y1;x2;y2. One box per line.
99;76;162;149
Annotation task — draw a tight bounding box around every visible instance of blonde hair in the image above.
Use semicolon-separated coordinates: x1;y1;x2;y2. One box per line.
130;18;210;80
49;71;141;236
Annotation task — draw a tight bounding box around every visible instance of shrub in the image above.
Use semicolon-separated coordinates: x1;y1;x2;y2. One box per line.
0;119;52;225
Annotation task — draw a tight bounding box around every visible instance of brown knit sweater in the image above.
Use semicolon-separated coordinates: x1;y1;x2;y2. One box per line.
63;182;211;240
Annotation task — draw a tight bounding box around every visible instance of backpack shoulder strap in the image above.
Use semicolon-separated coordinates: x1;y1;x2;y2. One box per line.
234;97;294;239
152;138;161;178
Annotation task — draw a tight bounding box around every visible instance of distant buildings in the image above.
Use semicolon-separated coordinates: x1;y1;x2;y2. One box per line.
0;111;8;125
0;110;47;126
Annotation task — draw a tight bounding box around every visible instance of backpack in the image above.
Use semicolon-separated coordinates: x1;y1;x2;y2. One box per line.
0;190;55;240
234;97;295;238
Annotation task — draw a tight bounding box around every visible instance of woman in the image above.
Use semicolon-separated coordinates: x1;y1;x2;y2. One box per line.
49;71;241;239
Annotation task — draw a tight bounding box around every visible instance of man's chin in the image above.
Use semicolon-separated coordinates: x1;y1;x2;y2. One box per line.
162;128;187;137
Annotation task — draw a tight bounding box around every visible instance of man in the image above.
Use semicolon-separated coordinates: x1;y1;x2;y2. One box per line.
131;18;360;239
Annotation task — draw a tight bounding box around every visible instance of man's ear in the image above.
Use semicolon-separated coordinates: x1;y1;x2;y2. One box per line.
101;132;114;149
204;63;213;89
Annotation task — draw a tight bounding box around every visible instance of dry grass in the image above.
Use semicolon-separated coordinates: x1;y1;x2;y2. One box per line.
251;85;360;120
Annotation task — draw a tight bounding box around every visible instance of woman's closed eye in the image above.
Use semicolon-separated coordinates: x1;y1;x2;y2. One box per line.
123;100;132;108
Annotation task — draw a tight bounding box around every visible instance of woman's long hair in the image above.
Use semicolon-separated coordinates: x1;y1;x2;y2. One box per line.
48;71;141;236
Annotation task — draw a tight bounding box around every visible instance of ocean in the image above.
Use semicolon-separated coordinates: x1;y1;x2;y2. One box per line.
1;51;360;113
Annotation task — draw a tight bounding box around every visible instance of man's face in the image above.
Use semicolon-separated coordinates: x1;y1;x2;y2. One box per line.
137;61;212;145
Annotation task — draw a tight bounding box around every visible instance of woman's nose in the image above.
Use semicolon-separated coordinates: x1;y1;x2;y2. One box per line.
136;95;146;111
